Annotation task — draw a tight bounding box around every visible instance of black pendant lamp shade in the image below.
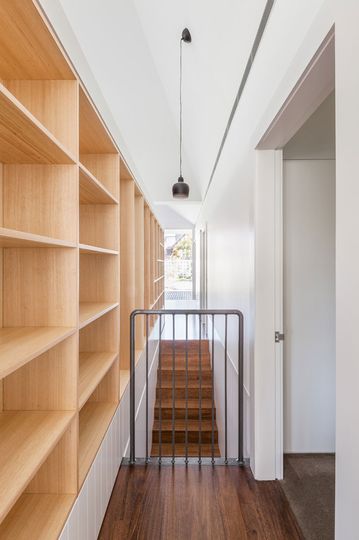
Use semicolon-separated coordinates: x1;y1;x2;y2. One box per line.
172;175;190;198
172;28;192;199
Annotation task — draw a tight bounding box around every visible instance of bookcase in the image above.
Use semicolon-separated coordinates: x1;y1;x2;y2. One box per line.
0;1;164;538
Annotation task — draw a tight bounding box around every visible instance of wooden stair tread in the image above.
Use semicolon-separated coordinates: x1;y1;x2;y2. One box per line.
158;381;213;388
153;419;218;431
158;367;212;372
151;443;221;457
155;399;213;408
160;351;210;357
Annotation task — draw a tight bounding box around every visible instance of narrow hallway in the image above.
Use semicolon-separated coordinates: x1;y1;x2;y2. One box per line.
98;464;303;539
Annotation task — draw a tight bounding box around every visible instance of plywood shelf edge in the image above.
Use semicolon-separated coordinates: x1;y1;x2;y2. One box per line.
0;227;77;249
79;243;118;255
79;302;119;329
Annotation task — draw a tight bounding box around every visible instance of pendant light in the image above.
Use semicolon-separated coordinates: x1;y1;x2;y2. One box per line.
172;28;191;199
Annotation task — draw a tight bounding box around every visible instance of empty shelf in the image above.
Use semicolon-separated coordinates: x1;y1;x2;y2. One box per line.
79;402;117;486
79;163;118;205
0;327;76;379
0;83;75;164
79;352;118;409
0;227;76;249
0;410;75;522
79;302;119;329
0;494;75;540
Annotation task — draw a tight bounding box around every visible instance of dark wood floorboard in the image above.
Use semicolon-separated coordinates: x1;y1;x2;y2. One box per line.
99;464;304;540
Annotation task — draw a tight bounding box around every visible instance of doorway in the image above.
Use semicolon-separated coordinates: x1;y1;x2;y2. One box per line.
164;229;193;304
280;92;336;540
254;26;335;540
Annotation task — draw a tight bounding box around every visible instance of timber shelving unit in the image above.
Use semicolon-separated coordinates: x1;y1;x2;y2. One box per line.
119;163;164;389
0;1;164;538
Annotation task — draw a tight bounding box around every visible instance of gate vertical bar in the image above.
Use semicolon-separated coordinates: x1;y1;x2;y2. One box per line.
238;312;244;463
198;314;202;463
159;313;162;464
185;313;189;464
224;314;228;464
172;314;176;463
145;314;149;462
211;314;215;464
130;312;136;464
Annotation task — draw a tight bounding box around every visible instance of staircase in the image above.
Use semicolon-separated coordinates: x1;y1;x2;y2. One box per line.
151;340;220;457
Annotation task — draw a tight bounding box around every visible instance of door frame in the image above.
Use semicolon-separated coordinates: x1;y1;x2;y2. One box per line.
253;28;334;480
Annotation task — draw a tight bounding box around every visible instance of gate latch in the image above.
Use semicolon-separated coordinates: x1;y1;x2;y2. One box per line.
275;331;284;343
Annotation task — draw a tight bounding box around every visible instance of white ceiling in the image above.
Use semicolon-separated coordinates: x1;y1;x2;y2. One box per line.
57;0;266;226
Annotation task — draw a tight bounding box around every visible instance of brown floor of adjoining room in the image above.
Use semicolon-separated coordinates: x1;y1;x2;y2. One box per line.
99;464;303;540
280;454;335;540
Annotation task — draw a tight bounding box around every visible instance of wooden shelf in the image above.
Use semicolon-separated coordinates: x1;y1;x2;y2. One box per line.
79;352;118;409
150;291;164;309
0;493;75;540
0;0;75;80
79;402;117;486
0;227;77;249
79;243;118;255
79;163;118;205
0;327;76;380
0;410;75;523
0;83;76;164
79;87;117;155
79;302;119;329
0;3;164;536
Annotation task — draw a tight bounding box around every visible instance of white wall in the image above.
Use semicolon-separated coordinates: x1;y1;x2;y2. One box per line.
335;3;359;538
196;1;359;535
196;0;336;478
283;159;335;453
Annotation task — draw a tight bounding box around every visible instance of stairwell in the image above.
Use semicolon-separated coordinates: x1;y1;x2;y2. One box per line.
151;340;220;457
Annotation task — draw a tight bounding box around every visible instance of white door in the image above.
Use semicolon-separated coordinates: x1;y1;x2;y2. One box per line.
254;149;284;480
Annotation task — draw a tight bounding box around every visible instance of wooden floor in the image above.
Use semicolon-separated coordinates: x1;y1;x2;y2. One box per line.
99;464;303;540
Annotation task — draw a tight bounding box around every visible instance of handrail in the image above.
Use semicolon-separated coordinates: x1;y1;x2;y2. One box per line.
129;309;244;465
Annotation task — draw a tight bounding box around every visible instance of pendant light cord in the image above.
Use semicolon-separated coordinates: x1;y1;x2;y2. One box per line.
179;36;183;178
